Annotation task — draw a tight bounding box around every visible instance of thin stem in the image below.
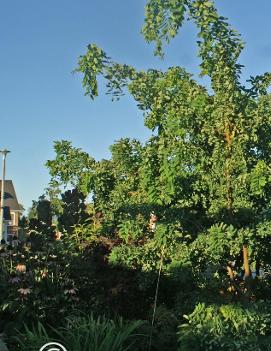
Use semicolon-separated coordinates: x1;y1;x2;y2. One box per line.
148;246;164;351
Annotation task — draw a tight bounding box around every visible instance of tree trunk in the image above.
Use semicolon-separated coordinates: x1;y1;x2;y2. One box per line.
243;245;251;279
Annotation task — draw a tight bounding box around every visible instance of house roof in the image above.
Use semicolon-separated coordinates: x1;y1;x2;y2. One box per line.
0;180;21;211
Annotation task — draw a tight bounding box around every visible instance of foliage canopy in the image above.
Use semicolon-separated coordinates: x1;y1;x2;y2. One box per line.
47;0;271;287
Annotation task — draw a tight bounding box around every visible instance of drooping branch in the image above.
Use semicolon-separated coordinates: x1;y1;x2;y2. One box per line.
74;44;136;100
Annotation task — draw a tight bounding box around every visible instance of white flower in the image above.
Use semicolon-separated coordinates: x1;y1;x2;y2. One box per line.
18;288;31;295
64;288;77;295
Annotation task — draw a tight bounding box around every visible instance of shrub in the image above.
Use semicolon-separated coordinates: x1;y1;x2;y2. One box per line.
177;302;271;351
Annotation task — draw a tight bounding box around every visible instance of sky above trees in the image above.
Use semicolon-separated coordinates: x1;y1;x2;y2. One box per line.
1;0;271;210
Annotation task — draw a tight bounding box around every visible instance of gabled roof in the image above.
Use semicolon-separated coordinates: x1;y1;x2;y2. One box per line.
0;180;21;211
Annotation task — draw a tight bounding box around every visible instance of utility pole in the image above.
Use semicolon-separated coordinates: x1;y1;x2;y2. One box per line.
0;149;10;242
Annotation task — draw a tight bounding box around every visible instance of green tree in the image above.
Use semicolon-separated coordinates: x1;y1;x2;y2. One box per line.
47;0;271;303
46;140;95;196
58;188;89;234
26;196;56;248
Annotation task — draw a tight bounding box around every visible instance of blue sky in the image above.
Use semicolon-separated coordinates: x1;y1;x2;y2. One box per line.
1;0;271;211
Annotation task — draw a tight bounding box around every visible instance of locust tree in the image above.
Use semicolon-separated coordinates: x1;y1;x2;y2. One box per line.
47;0;271;300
